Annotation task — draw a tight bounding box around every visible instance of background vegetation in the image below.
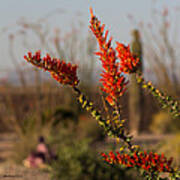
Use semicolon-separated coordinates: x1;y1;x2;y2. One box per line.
0;1;179;179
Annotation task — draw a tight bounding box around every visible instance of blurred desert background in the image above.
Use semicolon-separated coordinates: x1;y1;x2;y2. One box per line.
0;0;179;179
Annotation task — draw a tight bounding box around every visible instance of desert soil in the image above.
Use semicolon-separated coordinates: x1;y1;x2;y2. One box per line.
0;133;50;180
0;133;172;180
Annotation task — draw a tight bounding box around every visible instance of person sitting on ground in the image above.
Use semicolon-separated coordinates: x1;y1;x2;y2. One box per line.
23;136;56;168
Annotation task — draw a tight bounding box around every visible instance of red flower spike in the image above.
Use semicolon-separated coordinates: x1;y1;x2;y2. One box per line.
24;51;79;86
116;42;140;74
89;8;128;106
101;151;173;173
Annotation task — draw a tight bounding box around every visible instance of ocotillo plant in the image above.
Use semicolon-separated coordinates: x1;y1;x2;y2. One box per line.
24;8;180;180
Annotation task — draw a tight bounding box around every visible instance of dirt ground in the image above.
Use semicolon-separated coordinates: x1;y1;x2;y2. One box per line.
0;134;50;180
0;164;50;180
0;133;173;180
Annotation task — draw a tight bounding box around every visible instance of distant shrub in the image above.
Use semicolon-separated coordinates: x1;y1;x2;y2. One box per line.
51;138;139;180
155;133;180;166
150;111;180;134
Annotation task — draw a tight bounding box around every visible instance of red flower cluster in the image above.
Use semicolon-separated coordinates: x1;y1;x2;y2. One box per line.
24;51;79;86
101;151;173;173
116;42;140;74
89;8;128;106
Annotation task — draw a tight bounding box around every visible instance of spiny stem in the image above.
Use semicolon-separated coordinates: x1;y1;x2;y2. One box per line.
73;86;134;151
136;73;180;118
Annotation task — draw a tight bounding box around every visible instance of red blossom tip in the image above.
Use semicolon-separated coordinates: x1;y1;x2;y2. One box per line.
24;51;79;86
116;42;140;74
89;7;94;18
89;10;128;106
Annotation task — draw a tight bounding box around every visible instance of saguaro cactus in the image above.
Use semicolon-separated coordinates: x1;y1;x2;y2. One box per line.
129;29;143;135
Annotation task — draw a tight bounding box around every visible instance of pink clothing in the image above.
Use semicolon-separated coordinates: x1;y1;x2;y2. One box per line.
36;143;48;154
26;154;43;168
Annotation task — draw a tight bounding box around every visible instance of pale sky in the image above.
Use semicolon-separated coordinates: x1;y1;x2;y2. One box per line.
0;0;179;69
